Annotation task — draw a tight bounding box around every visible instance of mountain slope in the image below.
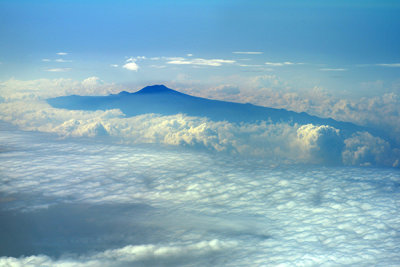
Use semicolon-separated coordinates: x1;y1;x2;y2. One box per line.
47;84;364;135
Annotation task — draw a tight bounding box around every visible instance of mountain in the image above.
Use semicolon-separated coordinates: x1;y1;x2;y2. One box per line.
47;84;365;135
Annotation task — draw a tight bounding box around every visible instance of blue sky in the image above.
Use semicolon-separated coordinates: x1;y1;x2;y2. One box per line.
1;0;399;97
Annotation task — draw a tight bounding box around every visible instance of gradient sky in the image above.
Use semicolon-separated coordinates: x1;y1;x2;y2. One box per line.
1;0;399;97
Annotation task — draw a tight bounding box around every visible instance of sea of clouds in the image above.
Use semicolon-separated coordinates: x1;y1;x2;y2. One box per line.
0;77;399;167
1;77;400;265
0;127;400;266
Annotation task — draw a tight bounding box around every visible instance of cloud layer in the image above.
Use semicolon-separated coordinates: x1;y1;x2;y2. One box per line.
0;78;399;168
0;127;399;265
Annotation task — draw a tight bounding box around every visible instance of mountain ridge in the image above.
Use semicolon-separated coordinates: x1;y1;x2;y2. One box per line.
47;84;371;137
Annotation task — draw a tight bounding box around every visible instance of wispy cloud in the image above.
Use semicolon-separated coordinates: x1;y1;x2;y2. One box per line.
42;59;51;62
376;63;400;67
320;68;347;71
233;51;263;55
239;64;263;67
55;59;72;63
167;58;236;67
56;52;68;56
265;61;301;67
46;68;71;72
110;64;119;68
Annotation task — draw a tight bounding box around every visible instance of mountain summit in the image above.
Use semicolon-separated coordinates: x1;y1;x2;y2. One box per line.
47;84;365;135
135;85;179;94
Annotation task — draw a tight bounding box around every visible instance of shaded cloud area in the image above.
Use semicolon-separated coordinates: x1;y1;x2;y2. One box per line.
0;78;399;168
0;128;400;265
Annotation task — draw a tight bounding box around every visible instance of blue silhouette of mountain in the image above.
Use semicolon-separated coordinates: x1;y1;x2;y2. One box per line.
47;84;367;135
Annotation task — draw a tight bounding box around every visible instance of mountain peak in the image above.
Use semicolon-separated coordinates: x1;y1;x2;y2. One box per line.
135;84;174;94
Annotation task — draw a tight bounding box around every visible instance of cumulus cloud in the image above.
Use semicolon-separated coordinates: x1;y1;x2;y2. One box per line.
0;240;235;267
167;58;236;67
122;62;139;71
1;125;400;265
56;52;68;56
0;77;399;167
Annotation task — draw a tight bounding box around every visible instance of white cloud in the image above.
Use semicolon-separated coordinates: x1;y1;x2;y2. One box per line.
265;61;298;66
42;59;51;62
239;64;263;67
167;58;236;67
233;51;263;54
56;52;68;56
55;58;72;63
110;64;119;67
0;77;399;167
46;68;71;72
187;53;193;57
1;123;400;265
0;240;235;267
123;62;139;71
320;68;347;71
376;63;400;67
126;56;146;62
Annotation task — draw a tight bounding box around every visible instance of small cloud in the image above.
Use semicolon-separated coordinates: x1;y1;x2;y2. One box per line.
239;64;263;67
265;62;298;67
46;68;71;72
56;52;68;56
376;63;400;67
320;68;347;71
150;57;160;60
126;56;146;63
233;51;263;55
42;59;51;62
123;62;139;71
167;58;236;67
150;65;166;69
55;59;72;63
110;64;119;68
187;54;193;57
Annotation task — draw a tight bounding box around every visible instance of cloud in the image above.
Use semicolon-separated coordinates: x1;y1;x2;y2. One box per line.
55;58;72;63
46;68;71;72
56;52;68;56
233;51;263;54
126;56;146;62
320;68;347;71
1;77;399;167
239;64;263;67
0;240;235;267
376;63;400;67
42;59;51;62
110;64;119;67
1;122;400;265
123;62;139;71
167;58;236;67
265;61;300;66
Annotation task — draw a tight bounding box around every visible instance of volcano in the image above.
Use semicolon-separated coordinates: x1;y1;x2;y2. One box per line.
48;84;365;135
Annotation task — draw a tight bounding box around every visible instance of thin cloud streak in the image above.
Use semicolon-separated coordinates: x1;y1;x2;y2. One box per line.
46;68;71;72
167;58;236;67
233;51;263;55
